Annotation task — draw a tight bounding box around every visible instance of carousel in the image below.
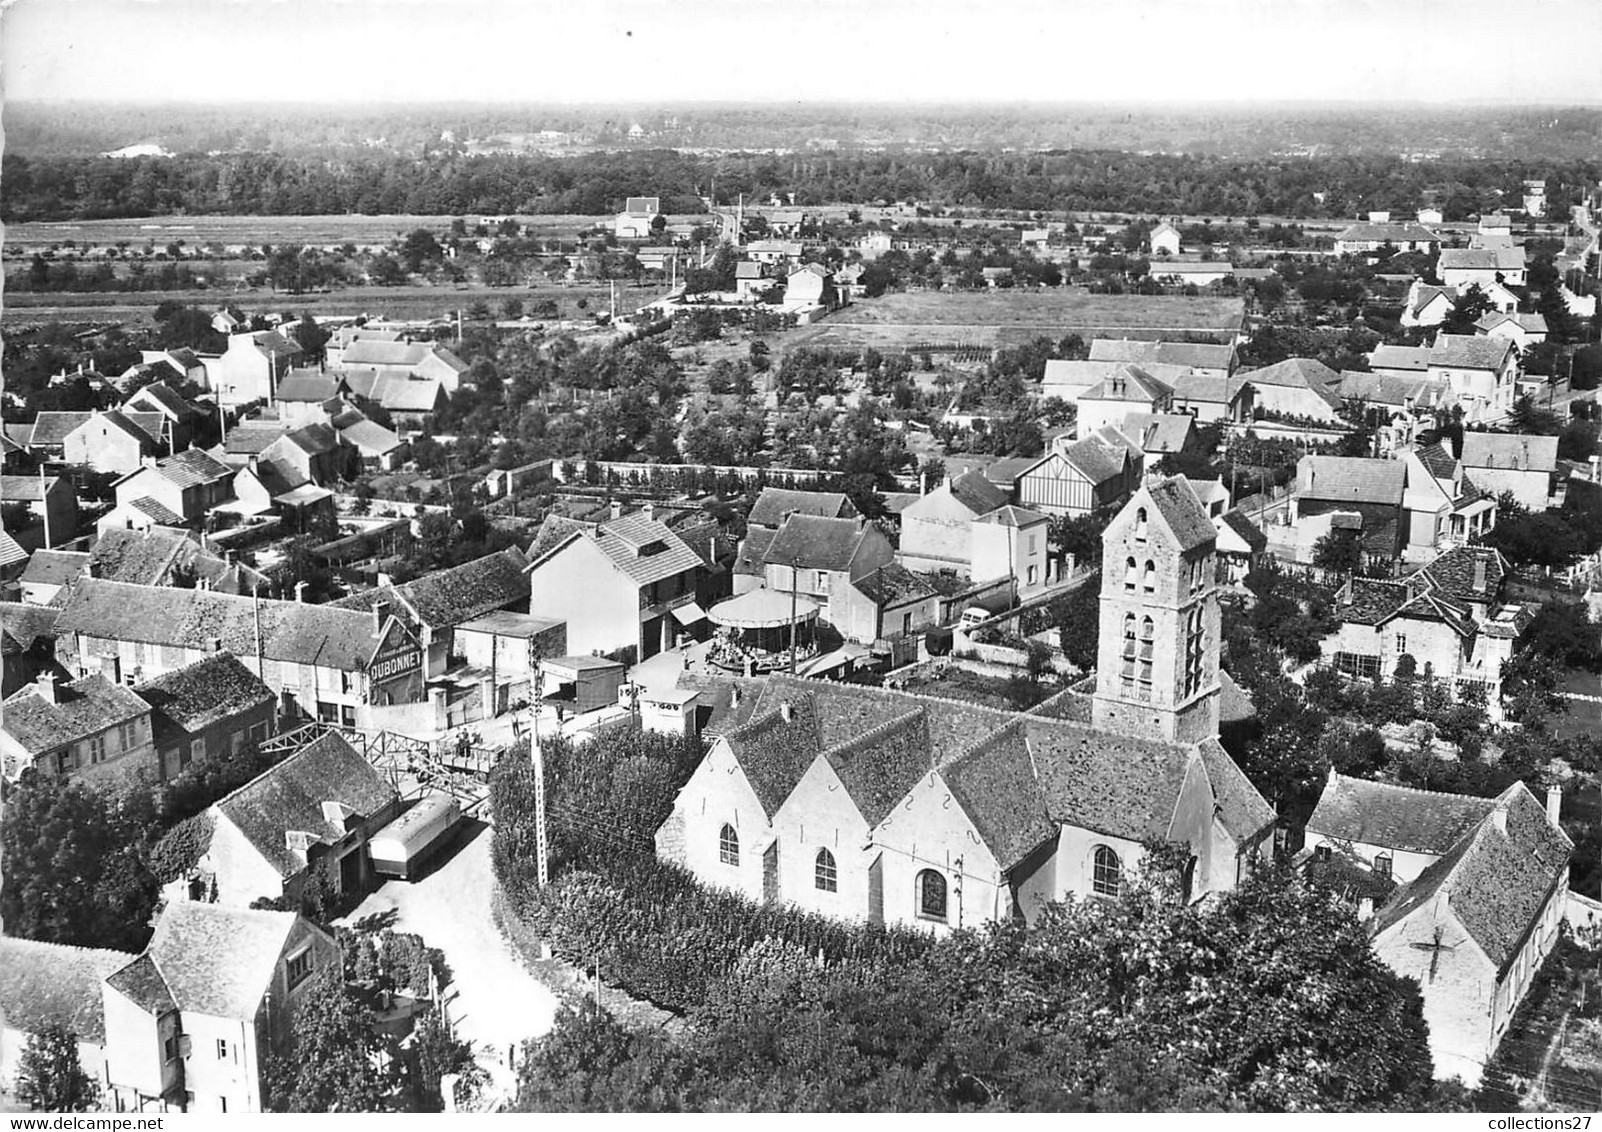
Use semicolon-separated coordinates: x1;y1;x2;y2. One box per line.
705;588;821;673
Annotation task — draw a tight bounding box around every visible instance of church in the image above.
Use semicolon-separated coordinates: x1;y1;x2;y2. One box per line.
655;477;1277;931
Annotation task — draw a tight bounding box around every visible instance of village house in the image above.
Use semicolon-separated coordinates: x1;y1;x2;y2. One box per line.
1458;433;1558;511
1289;456;1407;568
61;410;165;474
1324;545;1531;715
1088;339;1237;381
897;471;1049;594
85;527;268;595
335;412;407;471
132;652;277;781
614;196;661;239
123;382;207;452
99;902;342;1113
209;331;303;408
1426;335;1518;425
1401;283;1460;328
752;513;895;638
1439;247;1527;290
527;512;706;661
1333;221;1441;256
1149;221;1182;257
1;474;79;550
0;671;156;785
784;262;838;309
1016;427;1144;520
173;731;401;912
1213;507;1268;583
22;412;94;460
52;578;427;731
271;369;351;427
1117;412;1200;462
1368;343;1434;380
1396;443;1498;562
1338;371;1449;455
1147;261;1234;287
134;347;209;390
18;548;89;606
1303;772;1569;1086
743;239;805;266
1473;311;1548;350
656;480;1275;932
1236;357;1344;422
107;449;236;531
1073;364;1176;435
832;562;941;648
1167;372;1256;424
0;601;65;696
0;936;133;1101
334;339;468;396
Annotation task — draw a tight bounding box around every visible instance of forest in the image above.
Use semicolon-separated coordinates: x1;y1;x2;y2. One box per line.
3;147;1598;224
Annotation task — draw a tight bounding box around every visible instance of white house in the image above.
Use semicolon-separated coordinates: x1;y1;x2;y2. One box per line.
1458;433;1558;511
1439;247;1527;290
1149;222;1181;257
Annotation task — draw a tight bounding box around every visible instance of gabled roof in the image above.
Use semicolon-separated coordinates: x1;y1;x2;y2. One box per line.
1429;334;1515;371
1369;344;1432;373
222;422;286;456
0;531;27;570
1338;370;1448;410
941;723;1056;870
1459;432;1559;474
851;561;938;606
593;514;704;585
148;447;233;489
726;693;825;818
134;652;275;737
823;709;934;827
974;504;1049;529
1119;411;1195;455
338;418;404;456
1308;772;1497;855
1297;456;1406;506
1474;311;1548;336
1080;363;1176;404
767;514;875;573
1219;509;1269;553
274;369;347;403
70;409;162;451
1408;284;1458;317
124;381;203;421
27;412;96;449
20;549;89;589
332;548;529;629
1336;222;1440;244
0;937;133;1043
1238;357;1343;406
1088;340;1236;370
126;497;187;526
1;673;150;755
1;474;66;502
1057;433;1130;485
371;375;446;413
0;601;60;652
1144;475;1218;552
747;487;857;528
1439;247;1526;272
140;902;307;1019
232;329;302;359
1413;545;1507;605
214;732;398;880
946;469;1011;516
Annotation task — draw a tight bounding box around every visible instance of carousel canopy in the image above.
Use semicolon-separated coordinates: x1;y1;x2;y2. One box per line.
707;588;820;630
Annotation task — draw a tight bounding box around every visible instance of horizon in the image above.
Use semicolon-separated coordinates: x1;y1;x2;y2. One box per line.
6;0;1602;106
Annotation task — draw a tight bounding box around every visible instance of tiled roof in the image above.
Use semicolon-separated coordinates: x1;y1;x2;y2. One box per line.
1196;735;1276;836
236;329;302;359
0;937;133;1043
1218;509;1268;553
1412;442;1460;480
767;514;874;573
1409;284;1457;317
1089;340;1236;370
1338;370;1447;410
748;488;856;528
974;504;1049;529
1146;475;1217;552
1414;545;1507;605
1058;434;1128;485
27;412;93;448
124;382;202;421
1;673;150;755
947;469;1011;516
734;525;778;578
593;514;703;586
2;475;64;502
338;418;403;455
1308;772;1495;854
1169;371;1246;406
274;369;344;404
55;578;393;672
152;447;233;489
0;601;60;651
1297;456;1406;505
127;497;187;526
1459;433;1558;473
1336;222;1439;244
851;561;937;606
1475;311;1548;335
726;694;825;818
20;549;89;588
1339;578;1410;625
333;548;528;629
1119;412;1195;455
372;375;445;413
1369;344;1432;372
0;531;27;570
1238;358;1343;407
1372;784;1571;974
1081;363;1176;404
142;902;304;1020
528;513;597;561
1439;247;1526;272
134;652;274;736
942;723;1057;870
1429;334;1514;371
215;732;398;879
823;709;934;827
103;953;176;1015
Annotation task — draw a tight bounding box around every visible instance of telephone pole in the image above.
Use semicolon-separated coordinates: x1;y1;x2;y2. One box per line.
530;667;549;887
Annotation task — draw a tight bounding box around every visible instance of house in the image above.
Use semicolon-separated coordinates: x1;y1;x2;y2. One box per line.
18;548;89;606
1397;443;1497;562
1236;357;1345;422
897;471;1009;575
1;601;65;696
331;548;530;679
452;610;567;683
1150;221;1181;257
0;936;132;1100
259;422;349;488
271;369;351;427
1401;282;1460;328
177;732;401;911
1088;339;1237;380
1290;456;1408;567
1214;508;1268;582
110;449;236;529
784;263;837;309
52;579;427;731
1168;372;1255;423
1117;412;1199;461
0;672;156;785
336;415;407;470
100;902;341;1112
135;347;209;390
1417;207;1444;226
1325;546;1530;713
323;326;401;368
747;487;858;532
209;331;303;408
1148;261;1234;287
526;512;706;660
1426;335;1518;424
834;562;941;646
1368;344;1434;379
1;474;79;550
359;374;448;430
1016;427;1144;520
23;411;93;459
1474;311;1548;350
1074;364;1175;434
123;383;206;451
334;339;468;395
86;527;269;595
62;411;164;474
1439;247;1527;290
758;514;895;639
133;653;277;782
539;654;626;717
656;481;1275;931
1459;433;1558;511
1304;772;1569;1085
1338;370;1449;454
743;240;804;266
614;196;661;239
734;260;770;300
1333;222;1440;255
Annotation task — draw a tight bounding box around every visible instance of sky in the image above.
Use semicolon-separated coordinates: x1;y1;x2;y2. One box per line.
4;0;1601;105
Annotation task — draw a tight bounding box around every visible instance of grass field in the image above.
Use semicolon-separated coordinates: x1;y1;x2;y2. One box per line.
3;213;623;250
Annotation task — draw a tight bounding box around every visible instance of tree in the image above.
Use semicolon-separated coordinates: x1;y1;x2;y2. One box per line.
406;1006;482;1112
1055;578;1100;672
1312;527;1364;574
1440;283;1493;335
266;967;388;1112
291;313;331;366
14;1025;98;1112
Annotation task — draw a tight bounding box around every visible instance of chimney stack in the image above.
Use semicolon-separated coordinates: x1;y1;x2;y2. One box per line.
205;637;223;654
610;499;622;521
1473;557;1487;593
35;672;60;704
1546;784;1562;826
642;502;654;522
373;599;390;633
779;700;793;723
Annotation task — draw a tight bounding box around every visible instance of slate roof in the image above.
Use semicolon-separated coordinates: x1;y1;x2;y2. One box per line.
1;673;150;756
1408;284;1458;317
55;578;394;672
1308;772;1496;854
27;412;93;449
20;549;89;589
141;902;304;1020
851;561;937;606
1429;334;1514;371
1412;441;1460;481
1415;545;1507;605
823;709;935;827
767;514;875;573
1196;735;1276;834
332;548;528;629
134;652;274;737
1146;475;1218;552
0;937;133;1043
1371;784;1571;974
747;487;856;529
1297;456;1406;505
0;531;26;570
1460;433;1559;473
215;732;398;879
725;693;826;818
1338;579;1410;625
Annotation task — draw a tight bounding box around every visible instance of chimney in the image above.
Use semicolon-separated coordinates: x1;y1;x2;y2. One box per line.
1490;804;1508;834
373;599;390;632
730;685;742;708
205;637;223;653
779;700;793;722
100;655;122;683
294;580;309;603
87;559;101;579
610;499;622;521
1546;784;1562;826
1472;557;1487;593
642;502;654;521
247;454;259;474
35;672;60;704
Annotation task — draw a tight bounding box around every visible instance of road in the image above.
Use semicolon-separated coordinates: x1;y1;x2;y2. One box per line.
339;820;559;1097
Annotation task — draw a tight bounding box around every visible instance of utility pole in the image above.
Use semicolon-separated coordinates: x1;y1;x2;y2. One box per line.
38;466;51;549
530;666;549;888
789;556;800;675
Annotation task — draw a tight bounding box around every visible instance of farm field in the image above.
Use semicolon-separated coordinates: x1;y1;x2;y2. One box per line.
786;289;1246;353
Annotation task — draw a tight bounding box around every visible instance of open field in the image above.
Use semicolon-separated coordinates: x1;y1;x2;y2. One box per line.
2;213;623;251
